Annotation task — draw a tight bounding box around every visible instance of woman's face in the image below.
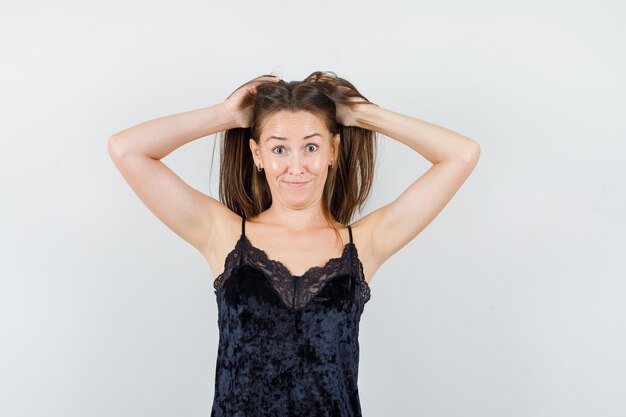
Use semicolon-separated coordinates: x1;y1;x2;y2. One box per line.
250;110;339;210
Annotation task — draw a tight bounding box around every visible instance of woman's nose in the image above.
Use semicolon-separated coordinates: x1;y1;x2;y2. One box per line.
288;151;305;173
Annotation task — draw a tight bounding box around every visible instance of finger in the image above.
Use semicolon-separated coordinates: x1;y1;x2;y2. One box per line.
252;75;282;83
242;78;281;92
234;76;281;96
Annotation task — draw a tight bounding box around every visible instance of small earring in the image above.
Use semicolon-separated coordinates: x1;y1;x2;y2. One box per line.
257;164;263;172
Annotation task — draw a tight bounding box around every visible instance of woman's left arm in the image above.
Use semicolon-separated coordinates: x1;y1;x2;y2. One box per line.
349;103;480;268
354;104;479;164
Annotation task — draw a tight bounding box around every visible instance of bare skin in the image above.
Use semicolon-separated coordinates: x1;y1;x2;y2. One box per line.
205;110;365;281
108;74;480;285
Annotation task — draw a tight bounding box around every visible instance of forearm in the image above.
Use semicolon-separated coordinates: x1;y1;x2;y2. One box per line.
354;104;479;164
108;103;237;160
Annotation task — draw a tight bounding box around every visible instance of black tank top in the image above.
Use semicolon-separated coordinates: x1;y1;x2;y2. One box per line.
211;216;371;417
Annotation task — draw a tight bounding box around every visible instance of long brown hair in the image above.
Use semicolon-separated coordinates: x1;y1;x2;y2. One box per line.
211;71;378;242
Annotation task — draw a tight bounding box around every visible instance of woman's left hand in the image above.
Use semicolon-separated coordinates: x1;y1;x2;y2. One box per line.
336;98;375;127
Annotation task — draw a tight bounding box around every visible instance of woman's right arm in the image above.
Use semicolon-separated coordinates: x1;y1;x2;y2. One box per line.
108;103;237;160
107;75;279;257
108;76;279;256
107;103;239;255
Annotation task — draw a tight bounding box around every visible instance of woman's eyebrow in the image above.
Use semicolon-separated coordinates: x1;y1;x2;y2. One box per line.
266;133;322;142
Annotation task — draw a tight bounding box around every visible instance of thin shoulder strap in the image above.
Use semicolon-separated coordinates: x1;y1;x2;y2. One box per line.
347;224;353;244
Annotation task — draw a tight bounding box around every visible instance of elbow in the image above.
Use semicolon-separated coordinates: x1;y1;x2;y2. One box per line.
107;135;127;159
463;140;480;164
447;140;480;167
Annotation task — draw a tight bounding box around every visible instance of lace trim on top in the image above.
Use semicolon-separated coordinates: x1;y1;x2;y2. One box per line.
214;235;371;310
351;245;371;305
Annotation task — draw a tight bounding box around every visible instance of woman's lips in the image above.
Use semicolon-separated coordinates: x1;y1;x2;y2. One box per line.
284;180;310;188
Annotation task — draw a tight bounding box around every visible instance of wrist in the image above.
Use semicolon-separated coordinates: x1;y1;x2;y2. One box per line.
214;102;240;130
353;102;379;129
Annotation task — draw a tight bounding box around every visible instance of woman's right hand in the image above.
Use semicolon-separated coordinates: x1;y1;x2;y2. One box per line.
222;74;281;128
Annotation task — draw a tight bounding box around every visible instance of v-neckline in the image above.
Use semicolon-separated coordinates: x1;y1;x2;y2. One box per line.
239;234;353;279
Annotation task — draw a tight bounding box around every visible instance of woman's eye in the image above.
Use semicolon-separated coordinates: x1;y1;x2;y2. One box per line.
272;146;285;154
272;144;318;154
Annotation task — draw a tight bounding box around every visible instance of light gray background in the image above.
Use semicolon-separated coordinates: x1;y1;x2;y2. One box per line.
1;0;624;416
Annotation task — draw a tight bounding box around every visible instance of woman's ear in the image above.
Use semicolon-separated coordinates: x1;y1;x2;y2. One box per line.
249;138;260;164
332;133;340;160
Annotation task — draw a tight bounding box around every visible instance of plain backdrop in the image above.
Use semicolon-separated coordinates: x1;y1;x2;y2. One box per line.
1;0;625;416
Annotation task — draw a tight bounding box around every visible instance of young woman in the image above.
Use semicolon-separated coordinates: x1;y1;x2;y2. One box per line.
108;71;480;416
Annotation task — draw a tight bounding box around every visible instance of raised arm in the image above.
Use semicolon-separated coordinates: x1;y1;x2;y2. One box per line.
109;103;237;159
107;75;281;254
107;103;238;253
344;103;480;278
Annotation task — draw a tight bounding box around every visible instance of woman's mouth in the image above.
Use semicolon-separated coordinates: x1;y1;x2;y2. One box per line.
284;180;310;188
